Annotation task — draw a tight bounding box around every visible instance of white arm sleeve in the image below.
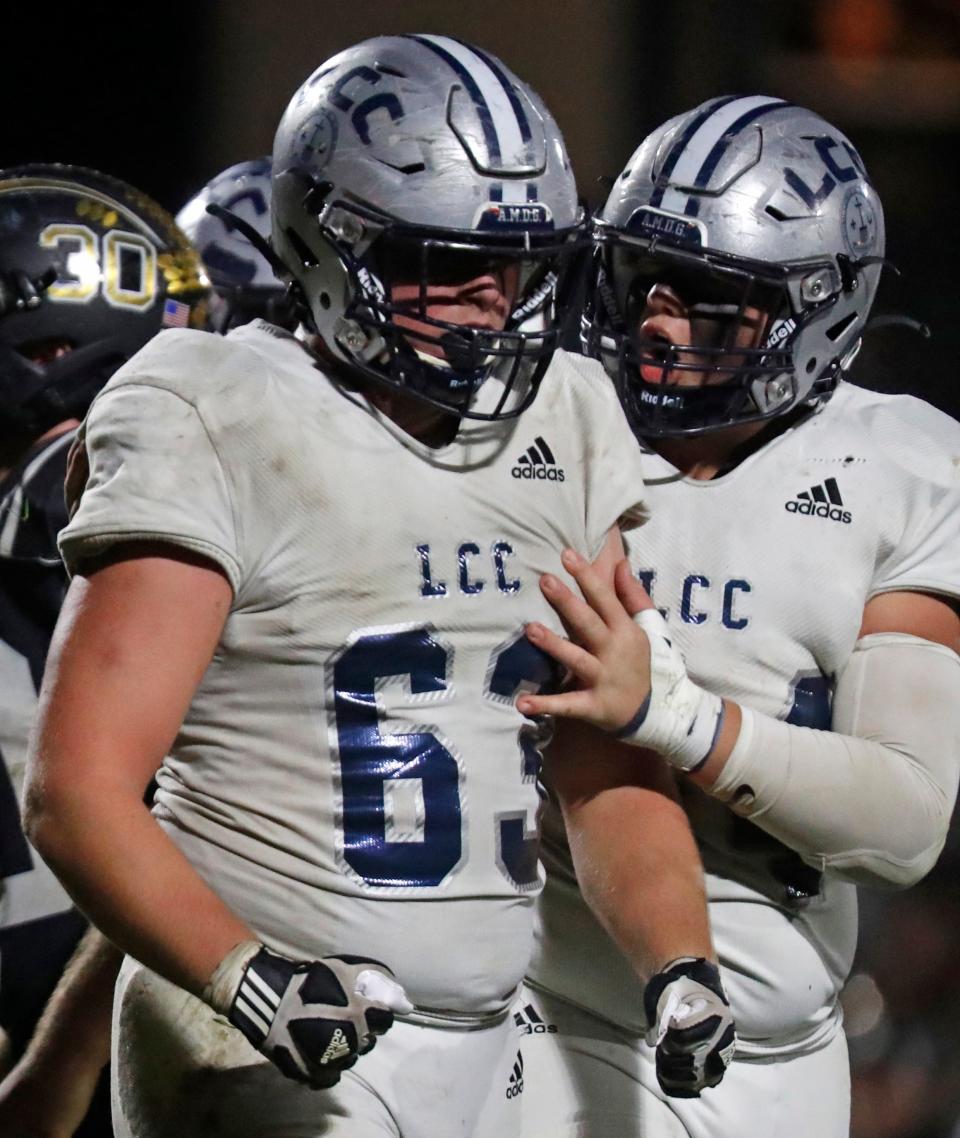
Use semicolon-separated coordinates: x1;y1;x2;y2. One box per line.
710;633;960;889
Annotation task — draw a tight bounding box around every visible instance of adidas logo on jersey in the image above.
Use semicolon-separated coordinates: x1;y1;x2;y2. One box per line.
320;1027;351;1065
512;436;565;481
513;1002;558;1035
784;477;852;524
505;1050;524;1099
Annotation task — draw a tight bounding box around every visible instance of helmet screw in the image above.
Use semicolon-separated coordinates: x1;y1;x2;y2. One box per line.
330;213;364;245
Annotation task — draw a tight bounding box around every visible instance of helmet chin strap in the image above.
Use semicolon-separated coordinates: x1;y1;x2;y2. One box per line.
411;332;496;377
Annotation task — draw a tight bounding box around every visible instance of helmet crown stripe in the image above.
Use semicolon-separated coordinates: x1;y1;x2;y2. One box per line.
412;35;528;169
650;95;741;209
659;96;786;215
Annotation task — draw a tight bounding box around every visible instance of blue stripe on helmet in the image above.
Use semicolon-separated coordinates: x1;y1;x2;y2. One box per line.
685;99;789;217
649;95;742;209
462;40;533;148
407;34;502;165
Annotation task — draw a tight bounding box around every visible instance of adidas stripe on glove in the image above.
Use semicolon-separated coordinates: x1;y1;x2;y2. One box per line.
615;609;725;772
644;957;736;1099
204;941;413;1088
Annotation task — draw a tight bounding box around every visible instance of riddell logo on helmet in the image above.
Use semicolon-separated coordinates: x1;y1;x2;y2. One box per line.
784;478;852;524
512;437;565;481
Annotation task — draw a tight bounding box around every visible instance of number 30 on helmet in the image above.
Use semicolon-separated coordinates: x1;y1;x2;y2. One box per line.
0;164;209;439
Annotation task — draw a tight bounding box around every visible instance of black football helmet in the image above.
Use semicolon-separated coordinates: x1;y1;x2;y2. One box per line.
0;164;209;440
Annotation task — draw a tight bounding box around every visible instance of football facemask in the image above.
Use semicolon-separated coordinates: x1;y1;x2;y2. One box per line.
591;237;803;437
586;96;887;438
332;219;585;419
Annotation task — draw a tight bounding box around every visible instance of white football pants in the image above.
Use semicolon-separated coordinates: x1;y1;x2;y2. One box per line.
111;955;520;1138
498;983;850;1138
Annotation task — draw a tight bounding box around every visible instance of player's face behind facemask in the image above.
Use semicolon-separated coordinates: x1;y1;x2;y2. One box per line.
270;34;586;422
366;233;571;417
0;163;209;455
618;243;785;390
585;96;885;439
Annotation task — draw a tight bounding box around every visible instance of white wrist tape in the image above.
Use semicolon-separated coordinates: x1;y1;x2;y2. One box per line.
614;610;725;772
711;633;960;889
202;939;262;1015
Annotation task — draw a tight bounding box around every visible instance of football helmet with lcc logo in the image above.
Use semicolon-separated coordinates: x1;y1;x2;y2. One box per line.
177;158;295;333
271;35;586;420
584;97;886;437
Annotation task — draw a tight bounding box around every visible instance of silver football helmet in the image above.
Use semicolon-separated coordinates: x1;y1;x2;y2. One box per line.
177;158;294;332
585;96;886;436
272;35;585;420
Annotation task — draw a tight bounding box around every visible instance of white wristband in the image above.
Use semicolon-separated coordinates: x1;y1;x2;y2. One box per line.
202;939;262;1016
614;610;725;772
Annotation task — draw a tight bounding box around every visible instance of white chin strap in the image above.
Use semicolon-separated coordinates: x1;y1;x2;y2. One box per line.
413;347;455;371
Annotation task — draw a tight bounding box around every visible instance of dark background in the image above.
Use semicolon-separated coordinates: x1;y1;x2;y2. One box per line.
5;3;960;1135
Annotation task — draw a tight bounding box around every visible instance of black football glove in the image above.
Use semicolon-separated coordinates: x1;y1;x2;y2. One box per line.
207;942;412;1088
644;957;736;1099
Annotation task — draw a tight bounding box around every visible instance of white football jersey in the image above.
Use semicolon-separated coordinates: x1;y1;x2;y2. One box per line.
59;323;647;1020
529;382;960;1055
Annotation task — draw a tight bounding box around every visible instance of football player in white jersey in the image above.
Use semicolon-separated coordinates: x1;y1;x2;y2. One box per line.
21;40;727;1138
514;97;960;1138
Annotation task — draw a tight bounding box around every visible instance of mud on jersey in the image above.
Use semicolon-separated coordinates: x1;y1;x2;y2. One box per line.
60;324;647;1020
529;382;960;1055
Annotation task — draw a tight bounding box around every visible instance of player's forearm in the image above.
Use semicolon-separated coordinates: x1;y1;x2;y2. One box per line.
566;779;714;981
0;928;121;1134
21;926;118;1070
690;634;960;888
548;720;714;982
24;779;254;994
